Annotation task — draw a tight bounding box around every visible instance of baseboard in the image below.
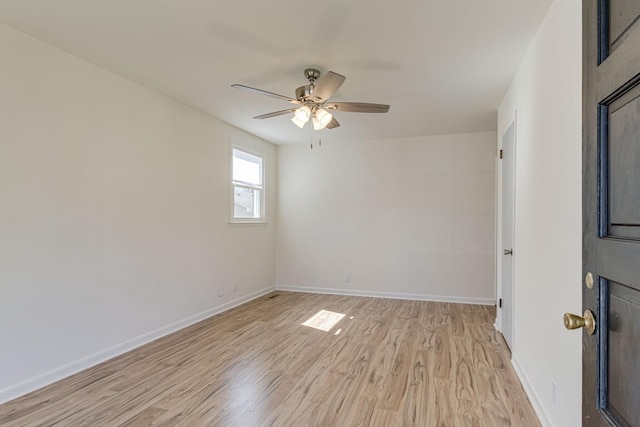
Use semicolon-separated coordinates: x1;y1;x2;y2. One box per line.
275;285;495;305
0;285;275;405
511;353;553;427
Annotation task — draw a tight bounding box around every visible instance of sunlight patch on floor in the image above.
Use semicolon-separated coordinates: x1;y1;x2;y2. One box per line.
301;310;346;332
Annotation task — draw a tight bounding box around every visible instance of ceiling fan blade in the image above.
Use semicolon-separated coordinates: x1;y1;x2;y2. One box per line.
254;108;297;119
231;84;300;104
325;102;390;113
310;71;346;102
326;117;340;129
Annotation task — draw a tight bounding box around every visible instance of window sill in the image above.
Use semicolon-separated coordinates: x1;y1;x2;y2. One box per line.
229;220;268;225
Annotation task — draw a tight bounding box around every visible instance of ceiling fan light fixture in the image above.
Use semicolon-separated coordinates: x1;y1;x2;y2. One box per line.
291;115;306;128
294;105;311;123
232;68;389;133
315;108;333;127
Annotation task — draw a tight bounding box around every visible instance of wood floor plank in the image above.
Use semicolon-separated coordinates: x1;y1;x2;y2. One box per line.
399;349;428;426
119;406;167;426
0;291;541;426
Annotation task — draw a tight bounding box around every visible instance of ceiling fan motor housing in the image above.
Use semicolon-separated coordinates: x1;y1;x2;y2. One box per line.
295;85;314;101
296;68;322;101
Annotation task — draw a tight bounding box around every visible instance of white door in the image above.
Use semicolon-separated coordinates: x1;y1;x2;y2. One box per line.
501;121;515;350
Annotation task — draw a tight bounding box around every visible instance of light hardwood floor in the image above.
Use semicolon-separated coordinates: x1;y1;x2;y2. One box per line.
0;292;541;426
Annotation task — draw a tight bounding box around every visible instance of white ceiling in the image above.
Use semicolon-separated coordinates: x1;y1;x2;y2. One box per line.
0;0;552;145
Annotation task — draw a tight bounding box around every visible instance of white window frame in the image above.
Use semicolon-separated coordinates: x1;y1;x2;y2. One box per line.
230;144;266;224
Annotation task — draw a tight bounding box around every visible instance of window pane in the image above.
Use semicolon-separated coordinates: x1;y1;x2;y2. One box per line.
234;186;260;219
233;149;262;185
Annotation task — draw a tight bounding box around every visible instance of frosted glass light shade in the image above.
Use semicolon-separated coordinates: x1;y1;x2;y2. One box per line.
315;108;332;127
294;105;311;123
291;115;306;128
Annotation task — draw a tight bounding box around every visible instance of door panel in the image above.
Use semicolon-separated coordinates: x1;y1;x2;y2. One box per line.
602;81;640;239
501;122;515;350
608;0;640;55
604;281;640;426
584;0;640;426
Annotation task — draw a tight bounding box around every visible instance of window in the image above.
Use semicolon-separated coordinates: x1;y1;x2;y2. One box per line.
231;146;264;222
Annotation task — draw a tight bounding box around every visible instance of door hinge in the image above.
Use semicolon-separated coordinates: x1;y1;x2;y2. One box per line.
499;149;503;159
499;298;503;308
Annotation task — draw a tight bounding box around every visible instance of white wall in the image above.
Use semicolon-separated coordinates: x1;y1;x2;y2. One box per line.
276;132;496;303
0;23;276;403
497;0;582;426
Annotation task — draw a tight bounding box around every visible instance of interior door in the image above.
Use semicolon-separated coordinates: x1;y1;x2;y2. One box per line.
580;1;640;425
501;122;515;350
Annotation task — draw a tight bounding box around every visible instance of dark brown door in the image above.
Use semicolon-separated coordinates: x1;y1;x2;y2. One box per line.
582;1;640;425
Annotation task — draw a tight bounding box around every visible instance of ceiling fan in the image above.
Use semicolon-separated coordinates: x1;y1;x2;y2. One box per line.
232;68;390;130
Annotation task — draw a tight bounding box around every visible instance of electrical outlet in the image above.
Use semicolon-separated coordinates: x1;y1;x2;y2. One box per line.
345;274;352;283
232;280;237;292
218;287;224;297
551;380;558;404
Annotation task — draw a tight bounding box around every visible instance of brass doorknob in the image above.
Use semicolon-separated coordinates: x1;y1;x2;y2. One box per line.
563;310;596;335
